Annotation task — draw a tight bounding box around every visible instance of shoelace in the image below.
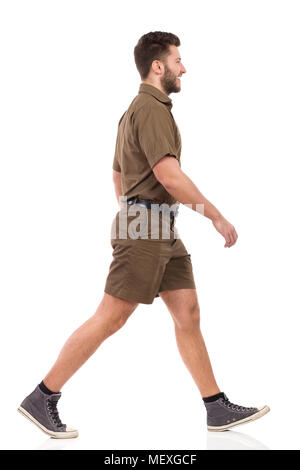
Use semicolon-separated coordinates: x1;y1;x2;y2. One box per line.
47;397;64;427
221;395;256;412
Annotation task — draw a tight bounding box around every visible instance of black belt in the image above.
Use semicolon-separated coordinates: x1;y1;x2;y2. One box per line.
127;196;179;217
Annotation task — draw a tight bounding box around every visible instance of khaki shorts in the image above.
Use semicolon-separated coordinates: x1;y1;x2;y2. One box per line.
104;207;196;304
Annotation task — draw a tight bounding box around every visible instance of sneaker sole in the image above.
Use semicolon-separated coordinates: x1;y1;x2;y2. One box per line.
207;405;270;432
17;406;79;439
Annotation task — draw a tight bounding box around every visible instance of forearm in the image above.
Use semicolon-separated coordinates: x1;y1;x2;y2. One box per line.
153;158;237;246
163;171;221;221
114;185;122;206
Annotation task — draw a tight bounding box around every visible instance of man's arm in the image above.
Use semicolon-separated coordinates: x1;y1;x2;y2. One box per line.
113;170;122;207
153;156;238;248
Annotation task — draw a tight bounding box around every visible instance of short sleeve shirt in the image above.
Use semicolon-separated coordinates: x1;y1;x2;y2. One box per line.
112;83;182;205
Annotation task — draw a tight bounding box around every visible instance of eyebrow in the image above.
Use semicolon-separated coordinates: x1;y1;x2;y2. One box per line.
176;57;181;60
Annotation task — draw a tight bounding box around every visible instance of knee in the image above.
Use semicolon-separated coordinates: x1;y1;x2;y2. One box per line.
113;309;133;331
97;295;138;335
173;302;200;332
107;304;137;334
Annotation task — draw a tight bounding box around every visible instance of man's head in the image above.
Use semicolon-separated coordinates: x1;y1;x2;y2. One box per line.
134;31;186;95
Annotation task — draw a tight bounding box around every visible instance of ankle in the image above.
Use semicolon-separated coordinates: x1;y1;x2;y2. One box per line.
39;380;60;395
202;391;224;403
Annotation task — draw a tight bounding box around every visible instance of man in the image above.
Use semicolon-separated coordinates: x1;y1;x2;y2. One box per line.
18;31;269;439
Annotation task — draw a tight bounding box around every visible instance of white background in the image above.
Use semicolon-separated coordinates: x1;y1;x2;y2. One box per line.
0;0;299;450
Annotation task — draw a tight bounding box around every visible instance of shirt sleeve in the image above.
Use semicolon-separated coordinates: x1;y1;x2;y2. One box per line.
112;111;126;172
133;104;179;169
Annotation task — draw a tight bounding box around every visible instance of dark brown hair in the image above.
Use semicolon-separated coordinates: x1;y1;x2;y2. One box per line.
134;31;181;80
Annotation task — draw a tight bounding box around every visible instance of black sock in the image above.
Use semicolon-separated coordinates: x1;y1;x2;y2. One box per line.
203;392;226;403
39;380;57;395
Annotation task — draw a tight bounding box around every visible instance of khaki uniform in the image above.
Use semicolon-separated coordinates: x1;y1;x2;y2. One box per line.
112;83;181;206
104;83;196;304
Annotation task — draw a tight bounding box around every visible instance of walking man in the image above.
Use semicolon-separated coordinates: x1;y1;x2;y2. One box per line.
18;31;269;439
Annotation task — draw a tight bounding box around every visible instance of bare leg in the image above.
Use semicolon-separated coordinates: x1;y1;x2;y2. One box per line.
43;293;138;392
159;288;219;398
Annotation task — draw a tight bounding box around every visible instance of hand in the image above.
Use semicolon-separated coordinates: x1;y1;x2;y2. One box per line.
212;214;238;248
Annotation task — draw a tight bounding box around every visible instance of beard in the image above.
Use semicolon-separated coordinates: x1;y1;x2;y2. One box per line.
160;63;180;95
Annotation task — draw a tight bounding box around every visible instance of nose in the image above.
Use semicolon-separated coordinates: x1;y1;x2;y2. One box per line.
181;65;187;74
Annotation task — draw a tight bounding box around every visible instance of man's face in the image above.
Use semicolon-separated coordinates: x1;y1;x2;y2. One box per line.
160;45;186;95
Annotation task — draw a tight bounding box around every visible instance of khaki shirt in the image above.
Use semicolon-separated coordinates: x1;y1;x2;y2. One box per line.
113;83;182;205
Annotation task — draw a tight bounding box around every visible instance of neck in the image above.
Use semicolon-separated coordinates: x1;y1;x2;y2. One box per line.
141;80;168;97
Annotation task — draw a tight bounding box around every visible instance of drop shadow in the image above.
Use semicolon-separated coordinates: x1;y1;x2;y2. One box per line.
207;430;269;450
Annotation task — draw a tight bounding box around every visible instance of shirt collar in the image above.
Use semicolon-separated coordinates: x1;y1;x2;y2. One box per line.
138;83;173;109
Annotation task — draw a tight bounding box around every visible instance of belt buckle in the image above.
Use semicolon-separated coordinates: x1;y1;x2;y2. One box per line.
127;197;149;211
127;196;138;206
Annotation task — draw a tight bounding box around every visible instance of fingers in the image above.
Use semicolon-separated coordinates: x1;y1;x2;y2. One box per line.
212;216;238;248
233;227;238;243
224;233;231;248
224;226;238;248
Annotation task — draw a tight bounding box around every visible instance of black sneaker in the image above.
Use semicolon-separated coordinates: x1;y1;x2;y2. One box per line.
18;385;78;439
204;394;270;432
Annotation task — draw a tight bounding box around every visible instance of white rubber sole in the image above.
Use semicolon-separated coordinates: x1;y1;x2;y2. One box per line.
207;405;270;432
17;406;79;439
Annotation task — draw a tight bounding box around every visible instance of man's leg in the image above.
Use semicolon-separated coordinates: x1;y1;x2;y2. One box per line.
159;288;219;398
18;293;138;438
43;293;138;392
159;288;270;431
